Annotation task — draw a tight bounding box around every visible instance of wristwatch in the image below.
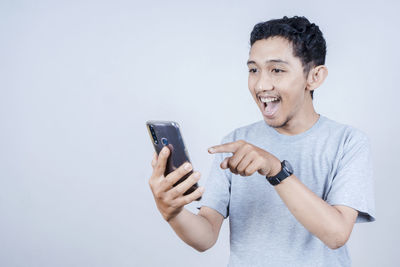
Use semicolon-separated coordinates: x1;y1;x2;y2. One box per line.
266;160;294;186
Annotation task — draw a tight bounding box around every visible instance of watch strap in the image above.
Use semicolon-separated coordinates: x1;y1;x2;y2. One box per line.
266;161;292;186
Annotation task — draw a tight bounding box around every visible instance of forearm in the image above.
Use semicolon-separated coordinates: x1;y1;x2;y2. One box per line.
168;208;216;252
275;175;355;249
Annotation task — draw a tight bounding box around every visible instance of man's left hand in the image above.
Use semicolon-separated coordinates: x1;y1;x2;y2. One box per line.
208;140;282;177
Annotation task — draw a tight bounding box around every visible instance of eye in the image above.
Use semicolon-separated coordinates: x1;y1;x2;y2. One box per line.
248;68;258;73
272;68;284;73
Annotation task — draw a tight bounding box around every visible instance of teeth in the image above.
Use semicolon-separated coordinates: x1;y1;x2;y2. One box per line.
260;97;279;103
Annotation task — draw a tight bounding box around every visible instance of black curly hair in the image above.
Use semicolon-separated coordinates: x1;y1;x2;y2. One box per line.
250;16;327;99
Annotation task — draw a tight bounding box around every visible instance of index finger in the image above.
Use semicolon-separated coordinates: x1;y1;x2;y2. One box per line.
208;141;242;154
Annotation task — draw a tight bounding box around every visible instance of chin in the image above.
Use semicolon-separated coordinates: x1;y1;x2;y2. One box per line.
263;115;289;129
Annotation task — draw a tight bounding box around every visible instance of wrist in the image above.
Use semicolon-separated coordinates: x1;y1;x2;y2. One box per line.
166;207;184;223
266;160;294;186
269;158;282;177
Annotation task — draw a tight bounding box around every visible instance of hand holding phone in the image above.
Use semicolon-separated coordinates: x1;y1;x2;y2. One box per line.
147;121;204;222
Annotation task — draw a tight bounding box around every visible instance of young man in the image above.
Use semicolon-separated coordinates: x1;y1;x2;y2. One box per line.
148;16;375;266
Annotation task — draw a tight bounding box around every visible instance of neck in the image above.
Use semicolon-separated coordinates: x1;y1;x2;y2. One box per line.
274;97;319;136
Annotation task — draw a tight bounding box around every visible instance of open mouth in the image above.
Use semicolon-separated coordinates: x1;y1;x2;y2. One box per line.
258;96;281;117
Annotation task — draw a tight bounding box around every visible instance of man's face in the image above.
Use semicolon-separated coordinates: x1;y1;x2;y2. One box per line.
247;37;311;129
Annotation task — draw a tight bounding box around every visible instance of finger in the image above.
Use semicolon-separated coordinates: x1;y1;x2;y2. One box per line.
228;145;251;172
237;154;254;176
169;171;201;199
153;146;170;178
245;160;262;176
151;152;158;169
208;140;244;154
176;186;205;206
220;157;230;169
160;161;193;191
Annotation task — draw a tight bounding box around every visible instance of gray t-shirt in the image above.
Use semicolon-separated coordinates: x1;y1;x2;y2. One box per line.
199;115;375;267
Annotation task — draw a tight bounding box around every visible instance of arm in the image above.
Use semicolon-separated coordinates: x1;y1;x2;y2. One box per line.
209;140;358;249
274;175;357;249
149;147;224;252
168;207;224;252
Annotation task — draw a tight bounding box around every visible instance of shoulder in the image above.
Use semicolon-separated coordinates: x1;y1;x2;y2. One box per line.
321;116;370;151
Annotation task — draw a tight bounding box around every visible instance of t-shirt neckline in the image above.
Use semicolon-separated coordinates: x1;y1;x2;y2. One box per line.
263;114;326;142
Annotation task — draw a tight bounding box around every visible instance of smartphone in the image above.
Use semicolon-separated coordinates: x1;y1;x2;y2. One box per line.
146;120;201;200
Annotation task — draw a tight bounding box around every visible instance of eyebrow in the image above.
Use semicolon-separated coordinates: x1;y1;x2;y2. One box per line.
246;59;290;65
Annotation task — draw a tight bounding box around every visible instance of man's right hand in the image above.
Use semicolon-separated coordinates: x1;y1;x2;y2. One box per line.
149;146;205;222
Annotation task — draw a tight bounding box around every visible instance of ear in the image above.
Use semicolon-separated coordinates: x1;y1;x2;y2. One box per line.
306;65;328;92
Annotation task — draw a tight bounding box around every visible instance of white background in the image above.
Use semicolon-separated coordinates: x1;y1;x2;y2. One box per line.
1;0;399;266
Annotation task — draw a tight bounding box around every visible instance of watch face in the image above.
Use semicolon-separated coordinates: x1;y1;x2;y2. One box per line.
282;160;293;174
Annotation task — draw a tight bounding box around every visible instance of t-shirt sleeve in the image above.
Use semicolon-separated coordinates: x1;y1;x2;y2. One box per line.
326;130;376;223
197;138;232;219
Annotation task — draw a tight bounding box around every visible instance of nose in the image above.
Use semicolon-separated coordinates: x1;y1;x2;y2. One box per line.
255;71;274;93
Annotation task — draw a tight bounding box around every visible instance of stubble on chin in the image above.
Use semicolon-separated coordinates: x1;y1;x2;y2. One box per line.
266;115;291;129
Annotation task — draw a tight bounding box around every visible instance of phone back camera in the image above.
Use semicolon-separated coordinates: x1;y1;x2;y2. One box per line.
149;125;159;144
161;138;168;146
